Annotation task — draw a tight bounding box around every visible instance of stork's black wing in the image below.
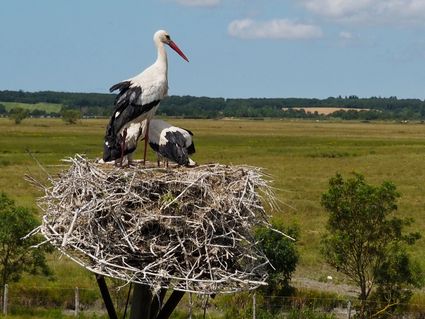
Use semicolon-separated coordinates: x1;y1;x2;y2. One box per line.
103;80;159;161
159;131;189;166
180;127;195;154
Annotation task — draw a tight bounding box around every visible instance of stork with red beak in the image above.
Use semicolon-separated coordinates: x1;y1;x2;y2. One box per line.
103;30;189;166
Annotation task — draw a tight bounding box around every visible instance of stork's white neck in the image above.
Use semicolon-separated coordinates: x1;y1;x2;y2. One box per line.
154;40;168;78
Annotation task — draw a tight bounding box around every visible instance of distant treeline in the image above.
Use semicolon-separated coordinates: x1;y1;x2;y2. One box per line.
1;90;425;120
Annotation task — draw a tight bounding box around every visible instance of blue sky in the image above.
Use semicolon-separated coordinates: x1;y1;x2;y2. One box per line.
1;0;425;99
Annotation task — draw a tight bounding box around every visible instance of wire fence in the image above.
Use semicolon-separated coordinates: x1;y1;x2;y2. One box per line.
253;294;425;319
2;284;425;318
1;284;111;317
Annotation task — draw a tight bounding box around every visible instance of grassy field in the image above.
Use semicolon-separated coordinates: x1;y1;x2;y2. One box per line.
1;102;63;113
1;117;425;313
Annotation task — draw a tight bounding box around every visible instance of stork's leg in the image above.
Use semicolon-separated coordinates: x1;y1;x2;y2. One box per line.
119;128;127;168
143;120;150;165
157;153;161;167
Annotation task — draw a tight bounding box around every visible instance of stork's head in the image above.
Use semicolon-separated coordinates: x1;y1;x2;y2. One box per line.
154;30;189;62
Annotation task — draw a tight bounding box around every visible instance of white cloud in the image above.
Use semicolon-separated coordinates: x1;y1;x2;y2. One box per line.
337;30;366;47
228;19;323;40
299;0;425;25
175;0;220;6
301;0;371;19
339;31;353;39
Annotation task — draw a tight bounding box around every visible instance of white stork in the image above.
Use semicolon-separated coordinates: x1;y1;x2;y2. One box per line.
147;119;196;167
103;30;189;166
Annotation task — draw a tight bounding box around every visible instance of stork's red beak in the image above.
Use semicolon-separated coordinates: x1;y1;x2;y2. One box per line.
168;41;189;62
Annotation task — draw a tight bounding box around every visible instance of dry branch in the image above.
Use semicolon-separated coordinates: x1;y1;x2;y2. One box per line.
31;155;279;295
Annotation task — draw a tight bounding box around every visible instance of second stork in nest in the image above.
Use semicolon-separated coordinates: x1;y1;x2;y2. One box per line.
148;119;196;167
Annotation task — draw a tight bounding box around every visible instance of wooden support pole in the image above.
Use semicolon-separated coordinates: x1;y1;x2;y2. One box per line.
3;284;8;316
156;290;185;319
123;284;133;319
130;284;153;319
188;293;193;319
74;287;80;317
150;289;167;319
96;275;118;319
252;293;256;319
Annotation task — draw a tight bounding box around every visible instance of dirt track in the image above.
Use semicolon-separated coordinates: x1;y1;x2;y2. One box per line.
292;276;359;297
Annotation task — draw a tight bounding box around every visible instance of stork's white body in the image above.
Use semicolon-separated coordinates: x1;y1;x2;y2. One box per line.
117;41;169;138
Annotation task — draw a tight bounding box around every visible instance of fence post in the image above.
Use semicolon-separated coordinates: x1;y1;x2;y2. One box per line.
252;293;256;319
74;287;79;317
3;284;8;316
347;300;351;319
188;293;192;319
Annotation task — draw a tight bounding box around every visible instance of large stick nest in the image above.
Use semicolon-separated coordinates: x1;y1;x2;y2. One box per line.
33;155;279;294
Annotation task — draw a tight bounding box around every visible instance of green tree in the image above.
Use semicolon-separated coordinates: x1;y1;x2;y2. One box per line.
8;107;29;124
321;173;421;319
0;193;52;291
256;223;299;312
370;245;423;318
61;109;81;124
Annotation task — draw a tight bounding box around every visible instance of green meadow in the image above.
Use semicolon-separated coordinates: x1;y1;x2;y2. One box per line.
1;117;425;312
2;102;63;113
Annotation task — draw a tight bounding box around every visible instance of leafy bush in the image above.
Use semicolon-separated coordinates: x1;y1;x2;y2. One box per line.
255;223;299;297
61;109;81;124
0;192;53;289
8;107;29;124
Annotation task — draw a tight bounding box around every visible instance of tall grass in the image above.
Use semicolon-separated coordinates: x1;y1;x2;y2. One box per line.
1;118;425;311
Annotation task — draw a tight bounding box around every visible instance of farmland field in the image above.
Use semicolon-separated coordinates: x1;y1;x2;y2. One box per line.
1;102;63;113
1;117;425;303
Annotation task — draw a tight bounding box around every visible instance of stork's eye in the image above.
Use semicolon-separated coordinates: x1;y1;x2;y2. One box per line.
165;35;170;40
